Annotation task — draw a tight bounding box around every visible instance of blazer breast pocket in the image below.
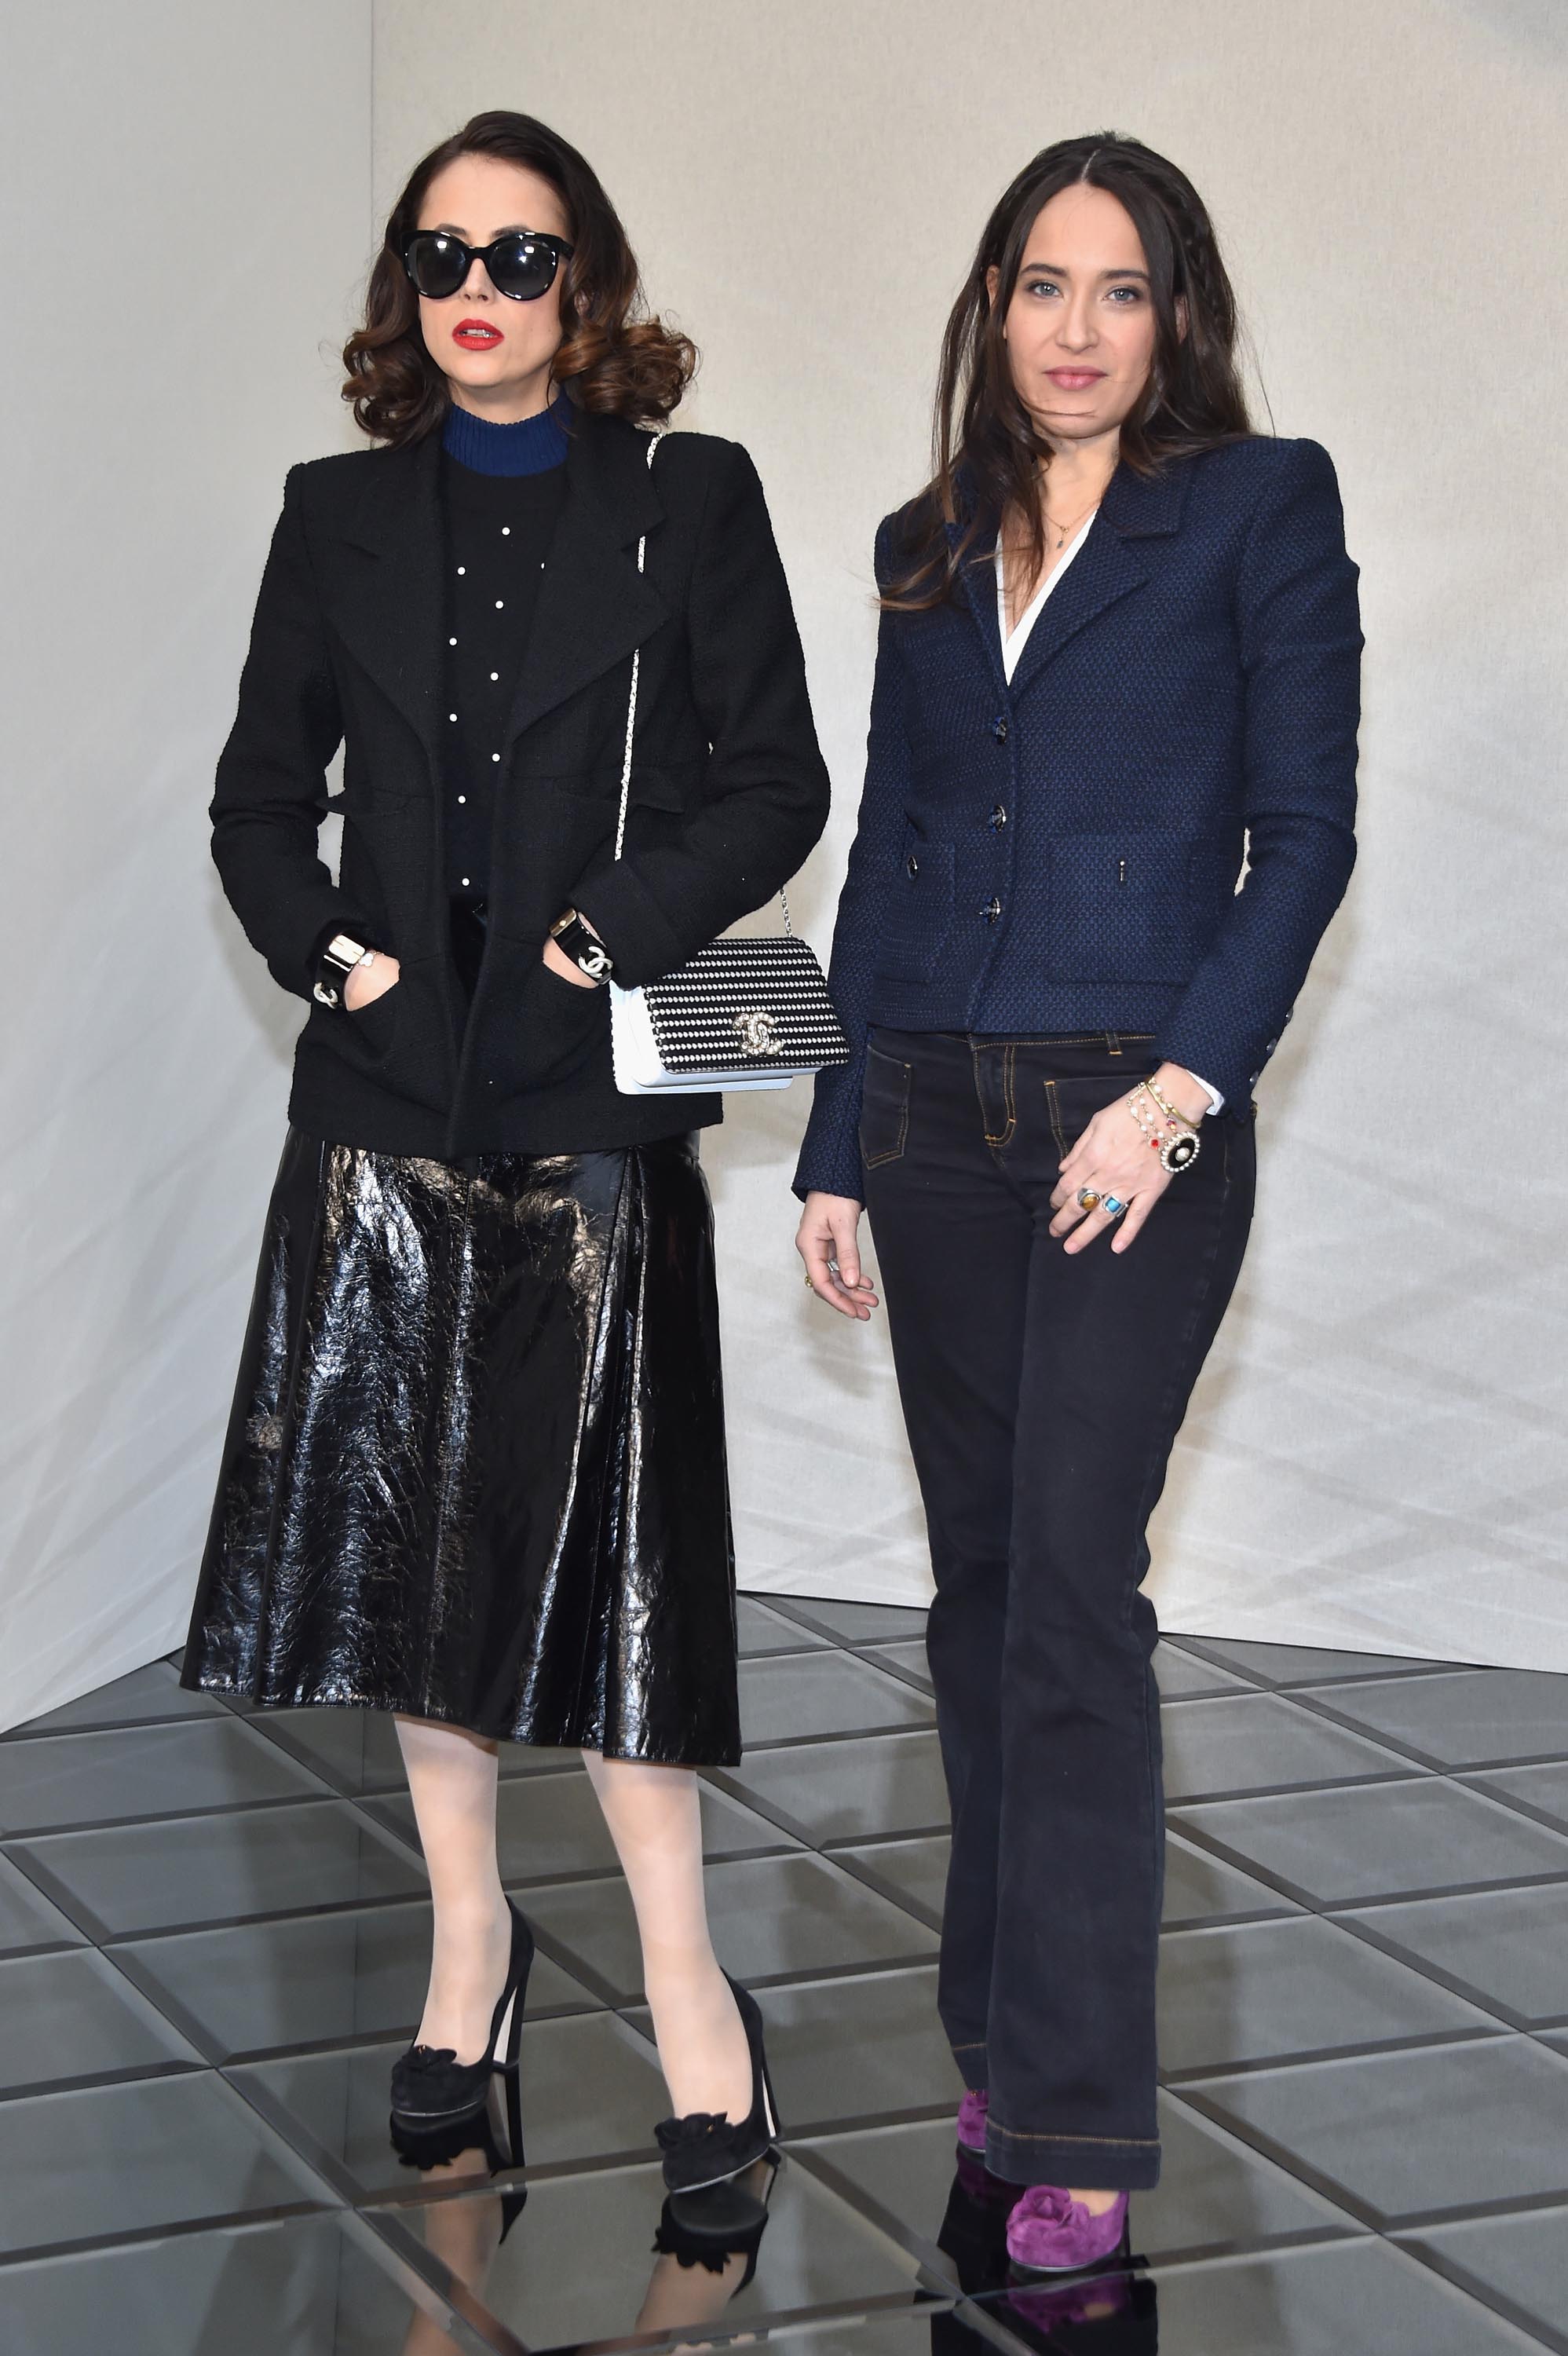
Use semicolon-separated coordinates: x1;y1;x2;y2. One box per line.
535;758;702;813
627;759;702;812
1045;830;1224;986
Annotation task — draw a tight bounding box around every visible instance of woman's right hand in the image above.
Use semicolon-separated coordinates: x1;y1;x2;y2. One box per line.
796;1191;879;1321
344;953;400;1011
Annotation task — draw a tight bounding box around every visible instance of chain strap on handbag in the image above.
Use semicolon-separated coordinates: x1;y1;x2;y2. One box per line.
608;430;850;1096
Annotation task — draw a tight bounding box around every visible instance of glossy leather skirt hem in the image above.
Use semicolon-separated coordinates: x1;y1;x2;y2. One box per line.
181;1126;740;1765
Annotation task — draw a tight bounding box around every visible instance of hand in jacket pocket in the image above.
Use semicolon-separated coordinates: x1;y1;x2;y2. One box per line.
345;954;401;1012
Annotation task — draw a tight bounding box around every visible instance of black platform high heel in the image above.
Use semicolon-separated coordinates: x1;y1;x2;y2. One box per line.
390;1897;533;2127
654;1973;781;2193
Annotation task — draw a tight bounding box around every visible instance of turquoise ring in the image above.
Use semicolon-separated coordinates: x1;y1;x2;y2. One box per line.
1102;1194;1128;1219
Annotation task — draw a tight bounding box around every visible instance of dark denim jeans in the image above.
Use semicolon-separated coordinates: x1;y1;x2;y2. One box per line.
860;1027;1255;2190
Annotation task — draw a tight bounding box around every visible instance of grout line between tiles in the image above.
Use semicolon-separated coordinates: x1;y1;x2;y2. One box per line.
1389;2211;1568;2356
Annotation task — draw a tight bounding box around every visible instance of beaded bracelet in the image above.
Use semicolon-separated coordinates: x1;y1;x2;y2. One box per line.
1125;1080;1202;1174
1144;1076;1201;1130
1127;1088;1168;1153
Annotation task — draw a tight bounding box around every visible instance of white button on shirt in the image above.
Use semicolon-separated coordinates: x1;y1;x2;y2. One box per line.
993;523;1225;1117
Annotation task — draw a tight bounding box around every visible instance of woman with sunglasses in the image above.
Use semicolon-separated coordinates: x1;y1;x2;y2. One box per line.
182;111;827;2182
795;134;1360;2270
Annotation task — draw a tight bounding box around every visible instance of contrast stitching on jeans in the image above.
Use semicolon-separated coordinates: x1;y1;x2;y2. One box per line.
1044;1078;1067;1159
990;2123;1161;2147
969;1033;1157;1049
979;1043;1016;1148
861;1052;912;1168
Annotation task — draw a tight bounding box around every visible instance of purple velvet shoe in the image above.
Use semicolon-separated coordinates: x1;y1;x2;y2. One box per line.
956;2088;989;2153
1005;2185;1129;2274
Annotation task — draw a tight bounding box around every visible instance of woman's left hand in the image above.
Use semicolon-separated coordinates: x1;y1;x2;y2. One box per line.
542;935;602;989
1049;1065;1206;1255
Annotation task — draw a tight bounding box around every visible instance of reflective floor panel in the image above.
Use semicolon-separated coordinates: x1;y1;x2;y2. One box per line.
0;1608;1561;2351
0;2211;493;2356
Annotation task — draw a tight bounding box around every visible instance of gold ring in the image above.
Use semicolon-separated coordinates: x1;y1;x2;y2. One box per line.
804;1273;815;1290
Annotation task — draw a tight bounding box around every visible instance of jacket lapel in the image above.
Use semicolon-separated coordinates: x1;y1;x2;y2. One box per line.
323;411;671;770
330;432;447;763
950;521;1009;701
1001;455;1193;704
503;412;669;754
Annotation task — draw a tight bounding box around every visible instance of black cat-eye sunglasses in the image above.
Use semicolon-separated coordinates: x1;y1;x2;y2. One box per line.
400;228;575;303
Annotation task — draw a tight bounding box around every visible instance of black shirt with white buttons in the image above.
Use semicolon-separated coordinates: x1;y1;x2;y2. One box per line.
440;451;567;902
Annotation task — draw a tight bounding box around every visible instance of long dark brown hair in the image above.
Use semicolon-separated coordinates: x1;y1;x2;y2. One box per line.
342;111;696;446
886;133;1252;611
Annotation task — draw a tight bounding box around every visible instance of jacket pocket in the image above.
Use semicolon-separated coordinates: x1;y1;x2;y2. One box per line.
875;827;954;984
1046;831;1231;985
627;760;702;812
495;953;610;1092
859;1043;912;1169
344;979;402;1053
537;758;702;811
302;958;450;1114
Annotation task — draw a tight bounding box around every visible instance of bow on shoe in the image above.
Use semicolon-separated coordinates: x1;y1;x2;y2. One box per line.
400;2044;461;2073
655;2111;730;2153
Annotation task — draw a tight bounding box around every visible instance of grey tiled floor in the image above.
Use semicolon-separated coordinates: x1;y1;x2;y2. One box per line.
0;1602;1563;2354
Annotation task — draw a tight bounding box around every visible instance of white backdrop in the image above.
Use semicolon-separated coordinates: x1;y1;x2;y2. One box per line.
3;1;1565;1730
0;2;372;1729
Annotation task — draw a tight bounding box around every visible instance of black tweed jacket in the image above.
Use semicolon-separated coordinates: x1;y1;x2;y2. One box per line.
795;437;1362;1202
210;410;830;1158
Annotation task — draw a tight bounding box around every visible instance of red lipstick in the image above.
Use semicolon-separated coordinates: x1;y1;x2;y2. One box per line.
452;317;503;349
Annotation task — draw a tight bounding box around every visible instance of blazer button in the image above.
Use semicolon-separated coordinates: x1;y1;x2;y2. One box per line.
989;803;1007;830
991;715;1009;744
982;897;1002;924
906;854;919;877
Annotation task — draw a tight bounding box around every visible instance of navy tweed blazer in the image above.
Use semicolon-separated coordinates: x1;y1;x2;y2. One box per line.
794;436;1361;1202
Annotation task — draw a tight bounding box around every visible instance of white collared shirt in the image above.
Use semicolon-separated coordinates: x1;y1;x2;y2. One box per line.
994;515;1095;684
993;522;1225;1117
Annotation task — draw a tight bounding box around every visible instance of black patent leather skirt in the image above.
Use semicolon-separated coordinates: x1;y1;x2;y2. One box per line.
181;1126;739;1762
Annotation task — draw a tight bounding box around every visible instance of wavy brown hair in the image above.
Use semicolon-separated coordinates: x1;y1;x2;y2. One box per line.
885;133;1252;611
342;111;696;446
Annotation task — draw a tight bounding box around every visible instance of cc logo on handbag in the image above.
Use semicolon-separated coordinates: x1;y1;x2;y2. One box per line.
733;1008;780;1055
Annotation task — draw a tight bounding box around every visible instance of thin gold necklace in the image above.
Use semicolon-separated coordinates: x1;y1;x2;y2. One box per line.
1002;491;1103;628
1041;492;1103;552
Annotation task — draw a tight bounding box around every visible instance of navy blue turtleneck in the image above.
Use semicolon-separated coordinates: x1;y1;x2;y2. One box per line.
440;394;572;476
440;398;570;906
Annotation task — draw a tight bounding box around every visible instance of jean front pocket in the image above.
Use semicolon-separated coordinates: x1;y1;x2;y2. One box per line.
859;1043;912;1169
1044;1069;1153;1158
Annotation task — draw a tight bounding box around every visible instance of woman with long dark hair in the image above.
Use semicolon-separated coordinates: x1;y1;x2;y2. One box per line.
183;111;827;2183
795;134;1360;2268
